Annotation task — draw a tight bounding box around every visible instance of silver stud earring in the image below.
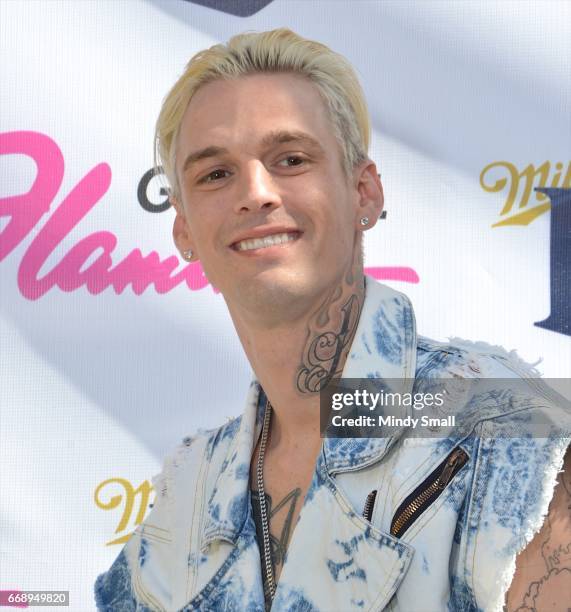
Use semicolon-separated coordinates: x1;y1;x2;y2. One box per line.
182;249;193;261
360;217;369;226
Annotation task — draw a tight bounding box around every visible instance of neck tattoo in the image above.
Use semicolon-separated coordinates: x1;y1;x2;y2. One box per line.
296;290;362;394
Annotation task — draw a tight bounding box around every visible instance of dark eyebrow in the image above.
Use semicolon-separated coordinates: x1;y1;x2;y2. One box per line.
181;130;324;176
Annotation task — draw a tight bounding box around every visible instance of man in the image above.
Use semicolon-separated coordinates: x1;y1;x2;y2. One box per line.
95;29;570;611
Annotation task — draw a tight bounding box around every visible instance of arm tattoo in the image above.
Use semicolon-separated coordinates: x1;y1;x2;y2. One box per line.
509;446;571;611
513;568;571;611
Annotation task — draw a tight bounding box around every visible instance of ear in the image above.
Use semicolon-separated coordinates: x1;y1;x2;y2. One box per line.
352;159;384;231
170;195;198;261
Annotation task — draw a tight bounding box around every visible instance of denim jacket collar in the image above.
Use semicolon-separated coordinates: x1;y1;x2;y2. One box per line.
323;277;417;475
202;278;417;548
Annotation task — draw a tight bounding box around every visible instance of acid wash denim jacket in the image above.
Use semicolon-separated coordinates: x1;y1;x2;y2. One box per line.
95;278;570;612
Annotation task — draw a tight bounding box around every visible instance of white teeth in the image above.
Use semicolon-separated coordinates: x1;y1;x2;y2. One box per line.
235;232;298;251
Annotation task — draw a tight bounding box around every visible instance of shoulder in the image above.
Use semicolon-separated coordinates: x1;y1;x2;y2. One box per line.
94;415;244;610
154;414;243;505
420;337;571;609
416;335;542;379
415;335;570;423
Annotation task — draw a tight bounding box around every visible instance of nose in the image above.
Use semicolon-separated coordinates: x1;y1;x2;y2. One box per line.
233;160;282;214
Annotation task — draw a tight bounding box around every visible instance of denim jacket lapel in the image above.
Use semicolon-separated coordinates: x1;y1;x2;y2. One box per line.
183;381;265;610
201;380;262;548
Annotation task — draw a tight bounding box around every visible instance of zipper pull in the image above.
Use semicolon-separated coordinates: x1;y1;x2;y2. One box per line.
437;448;467;489
362;489;377;522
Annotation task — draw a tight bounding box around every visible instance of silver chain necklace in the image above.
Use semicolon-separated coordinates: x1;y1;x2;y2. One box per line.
256;399;276;601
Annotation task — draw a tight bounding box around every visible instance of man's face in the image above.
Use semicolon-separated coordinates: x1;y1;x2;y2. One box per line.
173;73;381;318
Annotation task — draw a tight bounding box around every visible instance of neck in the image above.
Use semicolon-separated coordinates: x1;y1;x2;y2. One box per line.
226;259;366;448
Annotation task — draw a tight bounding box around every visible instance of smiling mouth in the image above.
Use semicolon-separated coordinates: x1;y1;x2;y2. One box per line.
232;231;301;252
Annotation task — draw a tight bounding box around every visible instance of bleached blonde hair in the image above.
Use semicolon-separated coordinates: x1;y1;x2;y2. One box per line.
154;28;370;200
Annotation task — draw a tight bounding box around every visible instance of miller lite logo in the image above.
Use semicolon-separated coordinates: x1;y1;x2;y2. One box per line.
480;161;570;337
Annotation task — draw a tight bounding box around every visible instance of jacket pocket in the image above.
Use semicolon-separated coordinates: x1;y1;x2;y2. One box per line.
390;447;469;538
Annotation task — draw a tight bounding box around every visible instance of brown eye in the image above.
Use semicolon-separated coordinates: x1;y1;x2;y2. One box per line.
201;169;230;183
278;156;305;167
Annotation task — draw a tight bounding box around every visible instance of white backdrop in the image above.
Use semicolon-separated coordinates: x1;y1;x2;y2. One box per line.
1;1;570;609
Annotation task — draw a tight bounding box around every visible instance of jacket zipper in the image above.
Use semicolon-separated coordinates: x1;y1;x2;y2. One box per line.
390;447;468;538
362;489;378;522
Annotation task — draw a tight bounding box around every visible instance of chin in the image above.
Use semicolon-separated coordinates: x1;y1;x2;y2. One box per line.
237;271;321;312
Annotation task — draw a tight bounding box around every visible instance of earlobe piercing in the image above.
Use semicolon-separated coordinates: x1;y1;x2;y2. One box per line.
360;217;369;226
182;249;193;261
